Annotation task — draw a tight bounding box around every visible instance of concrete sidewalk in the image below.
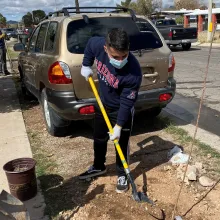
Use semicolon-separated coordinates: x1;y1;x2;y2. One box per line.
0;74;47;219
192;42;220;48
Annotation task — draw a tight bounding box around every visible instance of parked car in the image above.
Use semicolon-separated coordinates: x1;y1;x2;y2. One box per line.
2;28;17;39
13;7;176;136
153;19;198;50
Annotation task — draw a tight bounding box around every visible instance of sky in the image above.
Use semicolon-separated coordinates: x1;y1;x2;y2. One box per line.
1;0;220;21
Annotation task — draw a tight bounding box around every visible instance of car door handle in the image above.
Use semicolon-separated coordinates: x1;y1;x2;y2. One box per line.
143;72;159;78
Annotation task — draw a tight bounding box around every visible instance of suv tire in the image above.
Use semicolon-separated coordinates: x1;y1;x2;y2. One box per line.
182;43;191;51
41;88;70;137
19;67;34;99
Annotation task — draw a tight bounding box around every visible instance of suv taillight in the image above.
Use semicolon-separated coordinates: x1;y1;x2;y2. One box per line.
168;53;175;73
159;93;172;102
48;61;72;84
79;106;95;115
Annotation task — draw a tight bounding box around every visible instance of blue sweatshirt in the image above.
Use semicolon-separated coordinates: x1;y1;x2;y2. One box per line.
83;37;142;127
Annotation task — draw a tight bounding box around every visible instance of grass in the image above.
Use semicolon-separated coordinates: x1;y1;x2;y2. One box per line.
7;47;20;60
159;116;220;161
27;131;57;177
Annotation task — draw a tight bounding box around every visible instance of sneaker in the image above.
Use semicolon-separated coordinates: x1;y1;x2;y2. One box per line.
4;71;10;76
116;176;128;193
79;165;106;180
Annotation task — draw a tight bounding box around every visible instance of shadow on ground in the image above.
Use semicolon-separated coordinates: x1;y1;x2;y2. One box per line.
170;47;201;52
0;75;38;114
38;134;174;219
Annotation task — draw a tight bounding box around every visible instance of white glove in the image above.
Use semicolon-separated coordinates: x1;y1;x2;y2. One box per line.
81;65;93;81
109;125;122;141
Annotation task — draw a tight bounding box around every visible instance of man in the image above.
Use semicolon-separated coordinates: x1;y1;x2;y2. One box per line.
0;30;10;75
80;28;142;193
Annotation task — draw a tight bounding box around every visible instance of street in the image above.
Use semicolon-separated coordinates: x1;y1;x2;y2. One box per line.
164;46;220;137
173;46;220;112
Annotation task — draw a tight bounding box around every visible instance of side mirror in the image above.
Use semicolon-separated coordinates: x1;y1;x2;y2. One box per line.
13;43;25;52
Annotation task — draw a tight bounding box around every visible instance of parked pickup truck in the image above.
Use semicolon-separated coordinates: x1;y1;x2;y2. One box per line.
154;19;198;50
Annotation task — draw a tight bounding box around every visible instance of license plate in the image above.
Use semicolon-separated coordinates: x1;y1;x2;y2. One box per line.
182;40;189;43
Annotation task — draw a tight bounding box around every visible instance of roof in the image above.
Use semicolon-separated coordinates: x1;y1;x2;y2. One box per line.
161;9;194;14
185;8;220;15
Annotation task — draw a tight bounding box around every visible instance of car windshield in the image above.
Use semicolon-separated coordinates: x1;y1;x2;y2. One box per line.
67;17;163;54
156;20;177;26
6;28;14;32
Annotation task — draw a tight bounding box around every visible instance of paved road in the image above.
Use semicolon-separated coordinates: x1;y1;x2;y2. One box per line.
172;46;220;111
164;46;220;137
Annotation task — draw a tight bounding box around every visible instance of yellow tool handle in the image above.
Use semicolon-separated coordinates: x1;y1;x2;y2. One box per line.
88;77;128;169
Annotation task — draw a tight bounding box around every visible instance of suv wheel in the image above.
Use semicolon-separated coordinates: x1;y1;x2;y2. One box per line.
41;88;70;137
19;68;34;99
182;43;191;51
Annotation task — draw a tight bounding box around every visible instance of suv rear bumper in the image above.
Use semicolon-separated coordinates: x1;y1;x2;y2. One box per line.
165;39;197;45
46;78;176;121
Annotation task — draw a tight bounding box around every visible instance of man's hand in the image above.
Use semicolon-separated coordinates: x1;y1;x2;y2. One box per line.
109;125;122;141
81;65;93;81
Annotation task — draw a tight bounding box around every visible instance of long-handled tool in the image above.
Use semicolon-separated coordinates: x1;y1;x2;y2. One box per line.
88;76;153;204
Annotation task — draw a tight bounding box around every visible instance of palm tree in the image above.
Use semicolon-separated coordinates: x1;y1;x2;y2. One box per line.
75;0;80;13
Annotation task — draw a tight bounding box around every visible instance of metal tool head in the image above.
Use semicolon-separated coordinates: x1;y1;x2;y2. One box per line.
0;190;30;220
132;191;154;204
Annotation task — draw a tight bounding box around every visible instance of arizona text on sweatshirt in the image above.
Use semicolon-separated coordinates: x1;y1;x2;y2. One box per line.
82;37;142;127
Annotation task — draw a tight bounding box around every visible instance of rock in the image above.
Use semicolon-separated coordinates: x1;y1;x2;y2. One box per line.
164;165;172;171
207;154;212;159
195;162;203;170
186;165;197;181
199;176;215;187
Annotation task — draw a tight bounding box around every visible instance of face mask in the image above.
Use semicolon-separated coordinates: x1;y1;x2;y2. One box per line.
109;57;128;69
105;48;128;69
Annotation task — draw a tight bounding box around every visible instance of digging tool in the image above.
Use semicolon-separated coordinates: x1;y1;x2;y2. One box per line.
88;76;153;204
0;190;30;220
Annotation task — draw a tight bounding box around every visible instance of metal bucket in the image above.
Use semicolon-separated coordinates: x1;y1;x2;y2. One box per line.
3;158;37;201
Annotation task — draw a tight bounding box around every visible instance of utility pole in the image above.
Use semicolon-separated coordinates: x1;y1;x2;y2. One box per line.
55;0;57;11
207;0;213;42
75;0;80;13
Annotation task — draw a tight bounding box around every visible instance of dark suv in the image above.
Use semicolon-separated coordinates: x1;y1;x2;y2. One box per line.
14;7;176;136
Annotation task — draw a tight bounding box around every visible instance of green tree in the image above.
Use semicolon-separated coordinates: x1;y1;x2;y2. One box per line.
117;0;132;8
32;10;46;24
0;13;7;26
129;0;162;16
175;16;184;24
22;12;33;27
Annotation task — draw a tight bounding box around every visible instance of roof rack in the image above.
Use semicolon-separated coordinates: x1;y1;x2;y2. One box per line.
44;7;137;22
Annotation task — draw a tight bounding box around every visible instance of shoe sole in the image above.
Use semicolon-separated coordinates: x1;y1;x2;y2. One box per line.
79;170;107;180
116;187;129;194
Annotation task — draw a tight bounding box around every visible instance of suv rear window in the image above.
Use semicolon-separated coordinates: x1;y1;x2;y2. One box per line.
67;17;162;54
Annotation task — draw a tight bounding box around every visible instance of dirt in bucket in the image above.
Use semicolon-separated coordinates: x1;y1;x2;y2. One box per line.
14;164;29;172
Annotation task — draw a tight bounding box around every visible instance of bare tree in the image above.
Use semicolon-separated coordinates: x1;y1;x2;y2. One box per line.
175;0;200;10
